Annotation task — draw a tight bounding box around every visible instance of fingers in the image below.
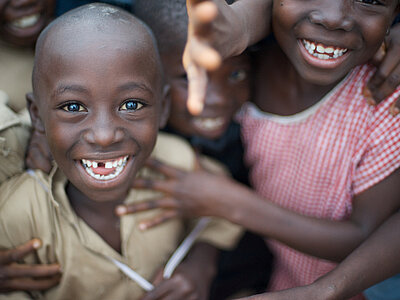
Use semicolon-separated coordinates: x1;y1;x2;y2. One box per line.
0;239;41;265
368;61;400;103
145;158;186;179
138;210;179;230
115;197;177;216
186;62;208;115
1;263;61;279
389;98;400;116
0;275;61;292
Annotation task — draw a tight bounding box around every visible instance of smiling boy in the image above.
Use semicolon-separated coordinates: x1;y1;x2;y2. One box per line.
0;3;241;299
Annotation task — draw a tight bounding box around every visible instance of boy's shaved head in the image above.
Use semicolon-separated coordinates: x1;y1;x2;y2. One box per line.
135;0;188;55
33;3;163;99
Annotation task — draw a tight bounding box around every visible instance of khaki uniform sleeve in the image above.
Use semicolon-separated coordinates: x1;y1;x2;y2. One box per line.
0;93;31;185
0;173;49;260
153;132;243;250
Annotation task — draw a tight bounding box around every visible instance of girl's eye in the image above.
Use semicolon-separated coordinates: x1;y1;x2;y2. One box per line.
229;69;247;83
120;100;144;111
61;103;86;112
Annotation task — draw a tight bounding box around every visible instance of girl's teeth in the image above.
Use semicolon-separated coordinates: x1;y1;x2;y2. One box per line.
302;39;347;60
105;162;113;169
92;161;98;168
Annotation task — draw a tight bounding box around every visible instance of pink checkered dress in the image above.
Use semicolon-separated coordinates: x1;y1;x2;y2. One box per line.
238;64;400;299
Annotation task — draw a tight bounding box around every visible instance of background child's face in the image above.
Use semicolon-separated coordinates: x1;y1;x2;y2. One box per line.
32;30;165;202
272;0;398;85
163;51;250;140
0;0;55;46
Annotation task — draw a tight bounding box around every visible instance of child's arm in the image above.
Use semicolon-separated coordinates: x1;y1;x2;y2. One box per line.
184;0;272;114
238;211;400;300
365;22;400;116
141;242;218;300
0;239;61;293
120;159;400;262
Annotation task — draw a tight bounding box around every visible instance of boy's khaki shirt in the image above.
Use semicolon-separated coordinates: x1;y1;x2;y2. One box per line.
0;91;30;185
0;133;242;300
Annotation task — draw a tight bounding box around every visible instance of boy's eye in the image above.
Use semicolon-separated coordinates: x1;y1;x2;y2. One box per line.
61;103;86;112
357;0;383;5
120;99;144;111
229;69;247;83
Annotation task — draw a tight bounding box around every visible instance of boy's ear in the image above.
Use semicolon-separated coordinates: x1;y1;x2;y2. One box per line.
26;92;45;133
159;84;171;129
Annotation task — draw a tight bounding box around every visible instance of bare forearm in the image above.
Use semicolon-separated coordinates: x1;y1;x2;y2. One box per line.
308;212;400;300
230;0;272;56
215;184;375;262
183;242;219;280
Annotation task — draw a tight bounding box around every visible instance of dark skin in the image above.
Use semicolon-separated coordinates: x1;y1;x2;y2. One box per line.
162;46;250;140
117;0;400;264
241;212;400;300
184;0;400;115
0;0;55;47
24;11;218;299
0;0;60;293
12;0;400;294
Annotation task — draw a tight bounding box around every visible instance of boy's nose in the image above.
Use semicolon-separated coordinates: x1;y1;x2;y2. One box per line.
308;2;354;32
83;123;125;147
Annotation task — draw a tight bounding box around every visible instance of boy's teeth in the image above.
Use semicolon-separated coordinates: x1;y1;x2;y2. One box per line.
81;156;129;181
11;14;40;29
302;39;347;60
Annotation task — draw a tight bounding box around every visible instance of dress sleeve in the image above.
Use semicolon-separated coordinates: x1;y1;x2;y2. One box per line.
353;88;400;195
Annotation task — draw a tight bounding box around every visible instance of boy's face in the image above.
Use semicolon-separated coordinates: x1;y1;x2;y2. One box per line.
272;0;398;85
163;50;250;140
32;29;166;202
0;0;55;46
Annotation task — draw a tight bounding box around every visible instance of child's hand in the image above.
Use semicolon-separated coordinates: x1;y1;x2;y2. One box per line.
141;242;217;300
141;266;209;300
116;157;236;229
25;128;53;173
365;22;400;116
184;0;222;115
184;0;272;115
0;239;61;292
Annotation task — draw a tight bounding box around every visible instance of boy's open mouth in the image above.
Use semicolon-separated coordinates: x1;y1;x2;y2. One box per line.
301;39;348;60
81;155;129;181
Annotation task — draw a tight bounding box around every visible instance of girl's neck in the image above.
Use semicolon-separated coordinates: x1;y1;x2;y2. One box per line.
252;43;339;116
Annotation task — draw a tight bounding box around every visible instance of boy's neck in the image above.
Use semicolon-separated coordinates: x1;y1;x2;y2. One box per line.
252;42;340;116
66;182;123;253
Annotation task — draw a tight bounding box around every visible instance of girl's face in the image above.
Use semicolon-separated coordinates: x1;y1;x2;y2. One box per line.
272;0;399;85
0;0;55;46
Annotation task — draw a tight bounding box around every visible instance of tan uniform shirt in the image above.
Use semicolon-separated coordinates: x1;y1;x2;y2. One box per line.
0;41;34;112
0;91;30;184
0;133;242;300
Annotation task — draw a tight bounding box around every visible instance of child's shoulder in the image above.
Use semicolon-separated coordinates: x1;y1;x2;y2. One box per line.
0;170;50;215
0;170;51;246
152;132;197;171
